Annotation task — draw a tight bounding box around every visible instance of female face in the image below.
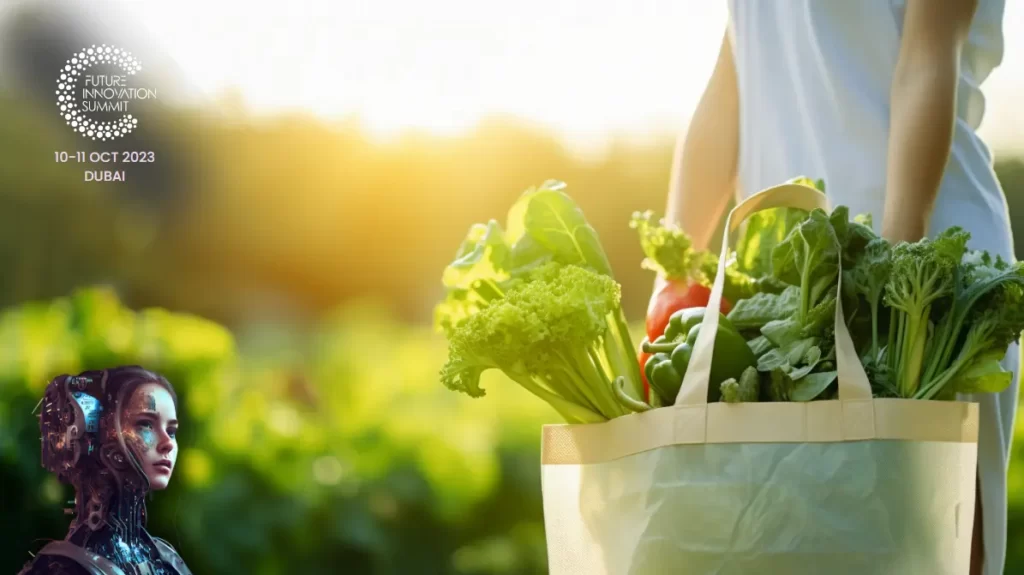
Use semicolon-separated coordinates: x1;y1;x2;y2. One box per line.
120;382;178;490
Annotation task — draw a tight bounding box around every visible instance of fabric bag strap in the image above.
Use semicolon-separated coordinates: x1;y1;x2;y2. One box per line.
676;183;873;406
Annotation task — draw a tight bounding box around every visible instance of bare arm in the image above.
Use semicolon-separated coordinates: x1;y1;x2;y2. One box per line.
665;30;739;253
884;3;985;573
881;0;978;243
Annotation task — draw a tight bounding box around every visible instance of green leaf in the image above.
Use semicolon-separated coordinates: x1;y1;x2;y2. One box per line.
952;351;1014;394
726;285;800;330
732;176;824;278
442;220;511;289
771;209;840;324
790;371;837;401
830;206;877;264
802;294;836;337
761;318;802;348
508;183;614;277
784;338;818;366
628;210;699;281
507;234;554;277
757;348;790;372
746;335;774;357
735;208;810;278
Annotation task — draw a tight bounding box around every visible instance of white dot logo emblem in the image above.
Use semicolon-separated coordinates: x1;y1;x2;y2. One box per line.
56;44;146;141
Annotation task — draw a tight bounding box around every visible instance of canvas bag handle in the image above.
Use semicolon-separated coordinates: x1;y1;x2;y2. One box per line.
675;183;873;406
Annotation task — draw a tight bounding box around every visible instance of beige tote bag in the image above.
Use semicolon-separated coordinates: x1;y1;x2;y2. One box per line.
540;183;980;574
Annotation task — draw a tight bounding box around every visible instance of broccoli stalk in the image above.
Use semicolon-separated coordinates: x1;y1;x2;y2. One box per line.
843;238;892;359
883;229;967;397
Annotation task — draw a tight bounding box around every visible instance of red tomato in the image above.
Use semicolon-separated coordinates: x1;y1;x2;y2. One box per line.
646;281;731;342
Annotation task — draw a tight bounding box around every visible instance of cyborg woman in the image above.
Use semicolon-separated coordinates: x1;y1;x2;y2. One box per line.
18;366;191;575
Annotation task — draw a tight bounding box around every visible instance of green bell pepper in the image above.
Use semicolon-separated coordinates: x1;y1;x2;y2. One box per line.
644;307;730;353
640;309;757;403
664;307;714;341
645;352;669;385
670;342;692;375
684;322;756;402
649;357;682;405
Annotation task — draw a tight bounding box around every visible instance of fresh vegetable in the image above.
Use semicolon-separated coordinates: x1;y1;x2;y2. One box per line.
641;311;756;404
732;176;825;278
438;177;1024;425
670;342;693;375
663;307;716;341
645;351;670;387
630;210;733;343
436;181;645;423
647;355;683;405
726;286;800;332
881;228;966;397
615;376;653;413
715;205;846;400
842;238;892;359
768;368;838;402
771;208;840;329
884;241;1024;399
720;366;761;403
646;282;716;343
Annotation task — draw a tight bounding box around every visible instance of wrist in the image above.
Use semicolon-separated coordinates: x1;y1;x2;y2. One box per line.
881;211;928;244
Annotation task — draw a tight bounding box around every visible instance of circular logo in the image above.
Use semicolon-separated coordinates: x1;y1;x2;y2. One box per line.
56;44;147;141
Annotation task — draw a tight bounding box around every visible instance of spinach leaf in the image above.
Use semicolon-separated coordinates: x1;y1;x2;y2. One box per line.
726;285;800;330
507;180;614;277
790;371;838;401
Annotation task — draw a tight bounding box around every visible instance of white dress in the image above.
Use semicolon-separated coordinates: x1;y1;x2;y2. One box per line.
727;1;1016;573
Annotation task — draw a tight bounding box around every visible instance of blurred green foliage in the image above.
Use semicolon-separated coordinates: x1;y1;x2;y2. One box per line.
0;287;564;574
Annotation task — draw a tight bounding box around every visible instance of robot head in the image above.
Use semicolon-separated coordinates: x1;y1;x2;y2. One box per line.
38;366;179;528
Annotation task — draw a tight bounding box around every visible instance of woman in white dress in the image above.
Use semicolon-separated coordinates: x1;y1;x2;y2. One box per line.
658;1;1015;573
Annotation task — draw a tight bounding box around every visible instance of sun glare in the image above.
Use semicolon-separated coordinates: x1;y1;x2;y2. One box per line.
107;0;1024;152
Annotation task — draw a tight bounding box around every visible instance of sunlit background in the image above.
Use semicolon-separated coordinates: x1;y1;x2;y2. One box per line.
3;1;1024;573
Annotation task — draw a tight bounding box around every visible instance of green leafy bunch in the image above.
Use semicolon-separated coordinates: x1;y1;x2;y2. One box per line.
435;181;643;422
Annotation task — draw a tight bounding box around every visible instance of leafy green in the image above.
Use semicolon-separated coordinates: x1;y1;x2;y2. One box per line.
506;180;614;276
830;206;877;266
733;175;823;278
746;335;774;357
790;371;839;401
628;210;702;281
843;238;892;358
434;220;548;337
949;350;1014;394
913;259;1024;400
726;285;800;330
438;182;644;422
441;263;629;423
767;367;837;402
629;209;776;302
720;366;760;403
883;228;968;397
771;209;840;326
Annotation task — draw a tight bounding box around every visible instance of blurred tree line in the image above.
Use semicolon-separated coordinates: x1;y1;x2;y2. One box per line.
5;92;1024;573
